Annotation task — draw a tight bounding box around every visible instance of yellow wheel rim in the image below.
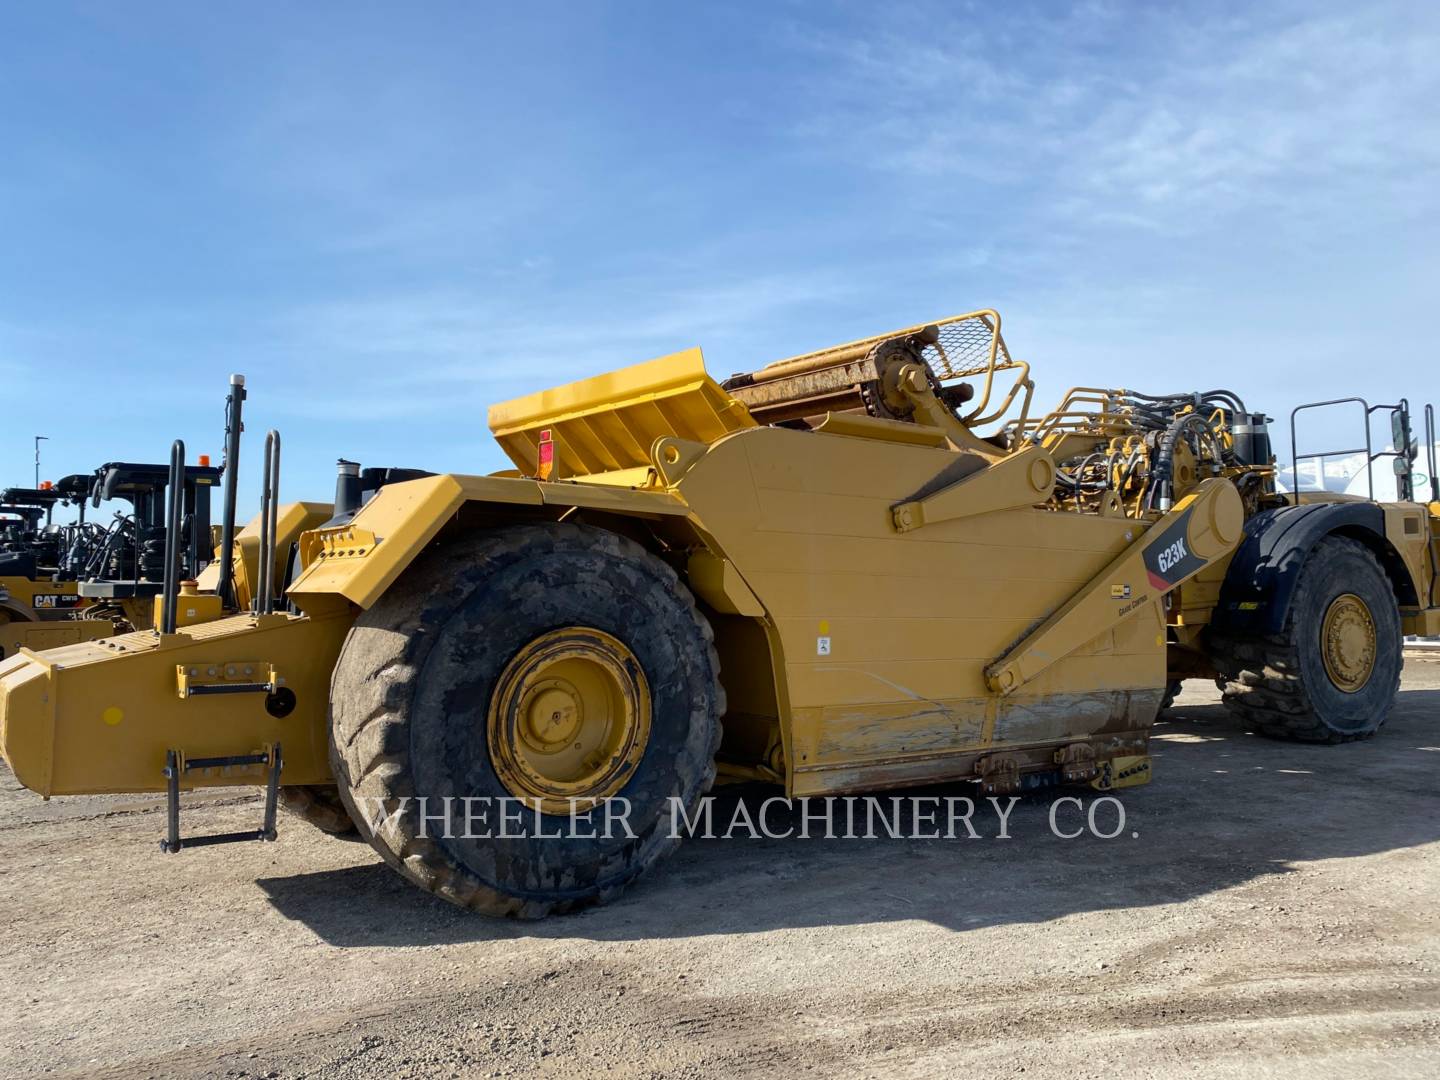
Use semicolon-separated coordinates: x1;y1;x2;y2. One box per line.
1320;592;1377;693
488;628;650;814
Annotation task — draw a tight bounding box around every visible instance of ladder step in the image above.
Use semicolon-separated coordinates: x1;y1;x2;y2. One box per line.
185;682;273;697
173;830;276;849
185;753;270;770
160;744;282;854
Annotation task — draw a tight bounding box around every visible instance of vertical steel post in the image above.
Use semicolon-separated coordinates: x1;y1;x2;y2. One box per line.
1396;399;1414;503
162;750;182;853
160;440;185;634
216;375;246;610
261;744;282;841
255;430;281;615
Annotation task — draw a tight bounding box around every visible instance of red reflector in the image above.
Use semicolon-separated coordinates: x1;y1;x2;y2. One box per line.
538;441;554;465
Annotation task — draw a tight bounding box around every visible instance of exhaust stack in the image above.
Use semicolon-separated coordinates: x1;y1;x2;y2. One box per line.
334;459;362;518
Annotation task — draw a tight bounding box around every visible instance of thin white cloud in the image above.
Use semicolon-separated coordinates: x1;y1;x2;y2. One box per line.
790;2;1440;235
262;268;857;421
281;271;849;370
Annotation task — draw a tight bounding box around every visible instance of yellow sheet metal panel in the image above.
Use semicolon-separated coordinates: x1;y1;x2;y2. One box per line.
0;611;350;795
195;501;333;611
986;478;1244;694
686;552;766;616
487;348;755;476
150;588;225;630
892;444;1055;532
0;620;113;661
0;651;54;792
288;474;476;611
787;682;1160;797
1404;608;1440;635
1382;503;1431;603
811;412;949;448
285;472;689;614
561;465;658;489
674;424;1163;793
534;479;690;517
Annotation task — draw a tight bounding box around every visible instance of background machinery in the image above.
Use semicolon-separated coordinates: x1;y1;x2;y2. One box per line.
1;310;1436;917
0;457;231;656
73;458;224;631
1;380;258;655
0;479;110;657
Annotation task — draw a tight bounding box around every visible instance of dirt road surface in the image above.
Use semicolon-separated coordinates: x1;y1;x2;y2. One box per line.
4;662;1438;1079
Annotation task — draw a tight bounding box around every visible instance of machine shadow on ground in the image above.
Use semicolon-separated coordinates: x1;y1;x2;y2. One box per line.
257;689;1440;948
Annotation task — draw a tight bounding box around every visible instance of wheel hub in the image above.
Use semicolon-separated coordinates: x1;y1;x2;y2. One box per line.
1320;592;1377;693
488;628;650;814
519;679;583;750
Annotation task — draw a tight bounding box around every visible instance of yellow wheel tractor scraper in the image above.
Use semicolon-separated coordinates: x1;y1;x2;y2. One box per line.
2;310;1438;917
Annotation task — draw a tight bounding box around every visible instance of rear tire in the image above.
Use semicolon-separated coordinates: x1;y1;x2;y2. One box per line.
328;523;723;918
0;608;29;661
1211;536;1402;742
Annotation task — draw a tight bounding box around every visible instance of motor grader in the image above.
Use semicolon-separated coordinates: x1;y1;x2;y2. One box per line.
2;310;1437;918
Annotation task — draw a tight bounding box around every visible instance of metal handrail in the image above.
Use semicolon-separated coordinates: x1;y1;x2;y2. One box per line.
1289;397;1413;501
1426;404;1438;504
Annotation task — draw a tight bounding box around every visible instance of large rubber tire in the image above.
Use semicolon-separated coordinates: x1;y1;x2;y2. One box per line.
279;785;360;838
0;607;31;660
1159;679;1183;713
1211;536;1402;742
328;524;723;918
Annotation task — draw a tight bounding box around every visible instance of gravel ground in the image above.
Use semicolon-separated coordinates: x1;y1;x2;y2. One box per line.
3;661;1438;1079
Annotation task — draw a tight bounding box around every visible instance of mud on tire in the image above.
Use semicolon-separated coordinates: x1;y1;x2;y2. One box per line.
279;785;360;838
327;523;723;918
1210;535;1402;742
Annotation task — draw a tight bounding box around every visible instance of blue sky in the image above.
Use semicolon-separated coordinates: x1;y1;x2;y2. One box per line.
2;1;1437;515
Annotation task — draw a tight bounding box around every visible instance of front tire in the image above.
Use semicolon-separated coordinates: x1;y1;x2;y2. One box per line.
1212;536;1402;742
328;524;723;918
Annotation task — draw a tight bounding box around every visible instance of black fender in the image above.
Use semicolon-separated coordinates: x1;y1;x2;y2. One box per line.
0;598;34;622
1213;502;1417;635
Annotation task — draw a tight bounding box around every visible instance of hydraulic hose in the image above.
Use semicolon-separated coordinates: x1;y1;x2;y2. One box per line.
1153;413;1220;512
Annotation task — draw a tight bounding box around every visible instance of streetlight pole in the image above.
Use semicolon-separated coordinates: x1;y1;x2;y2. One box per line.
34;435;48;488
